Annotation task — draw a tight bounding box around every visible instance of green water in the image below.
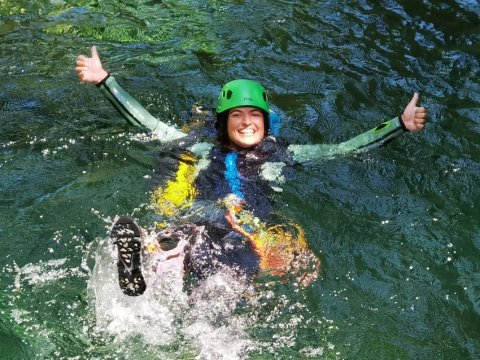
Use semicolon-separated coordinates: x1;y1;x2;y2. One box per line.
1;0;479;358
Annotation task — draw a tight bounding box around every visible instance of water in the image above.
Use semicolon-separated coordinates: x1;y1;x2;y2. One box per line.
1;0;479;358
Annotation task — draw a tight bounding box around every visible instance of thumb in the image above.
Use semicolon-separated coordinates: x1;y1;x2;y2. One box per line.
407;92;419;109
91;46;99;60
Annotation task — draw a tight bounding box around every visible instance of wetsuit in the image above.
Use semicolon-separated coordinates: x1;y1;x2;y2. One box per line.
99;75;409;284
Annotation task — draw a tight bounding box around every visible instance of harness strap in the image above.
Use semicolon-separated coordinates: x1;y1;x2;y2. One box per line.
224;152;245;200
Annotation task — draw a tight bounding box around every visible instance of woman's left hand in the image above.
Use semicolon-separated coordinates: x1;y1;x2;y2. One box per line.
401;93;427;132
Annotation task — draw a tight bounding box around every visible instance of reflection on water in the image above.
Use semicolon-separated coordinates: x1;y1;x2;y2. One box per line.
1;0;480;358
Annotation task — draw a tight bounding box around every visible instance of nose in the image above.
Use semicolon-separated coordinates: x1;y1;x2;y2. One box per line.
242;114;253;125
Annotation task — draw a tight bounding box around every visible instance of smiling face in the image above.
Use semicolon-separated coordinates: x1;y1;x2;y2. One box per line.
227;107;266;148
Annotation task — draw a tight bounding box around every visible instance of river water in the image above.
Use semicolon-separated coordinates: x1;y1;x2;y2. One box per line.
1;1;479;359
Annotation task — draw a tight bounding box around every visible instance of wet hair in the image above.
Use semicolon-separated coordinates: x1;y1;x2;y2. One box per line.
215;109;270;147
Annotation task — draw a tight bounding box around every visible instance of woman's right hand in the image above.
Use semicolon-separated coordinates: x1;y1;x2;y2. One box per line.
75;46;109;85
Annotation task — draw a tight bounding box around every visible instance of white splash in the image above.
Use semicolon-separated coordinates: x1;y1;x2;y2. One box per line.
88;237;253;359
13;258;86;290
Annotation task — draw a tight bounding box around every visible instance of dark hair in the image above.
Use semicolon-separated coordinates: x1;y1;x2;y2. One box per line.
215;109;270;147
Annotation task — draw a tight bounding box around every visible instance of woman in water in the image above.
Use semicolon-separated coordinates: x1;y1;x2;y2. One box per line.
76;47;427;296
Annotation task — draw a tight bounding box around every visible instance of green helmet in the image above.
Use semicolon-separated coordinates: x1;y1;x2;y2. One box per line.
216;79;269;113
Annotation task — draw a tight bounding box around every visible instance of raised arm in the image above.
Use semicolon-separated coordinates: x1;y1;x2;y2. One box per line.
288;93;427;163
75;46;186;141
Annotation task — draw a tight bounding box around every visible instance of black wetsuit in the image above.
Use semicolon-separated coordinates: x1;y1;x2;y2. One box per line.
97;75;411;283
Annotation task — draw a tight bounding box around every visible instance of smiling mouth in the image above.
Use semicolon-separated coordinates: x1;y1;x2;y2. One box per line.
238;129;255;135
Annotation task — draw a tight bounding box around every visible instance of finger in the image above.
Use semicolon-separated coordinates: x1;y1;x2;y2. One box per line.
415;121;425;130
75;61;88;68
415;116;426;123
76;72;85;81
76;56;88;66
75;67;88;74
414;116;425;125
415;107;427;117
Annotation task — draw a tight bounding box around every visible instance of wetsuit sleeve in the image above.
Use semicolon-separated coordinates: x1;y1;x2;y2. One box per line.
97;76;186;141
288;116;407;163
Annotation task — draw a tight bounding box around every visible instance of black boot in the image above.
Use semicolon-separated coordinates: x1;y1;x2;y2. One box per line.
110;216;146;296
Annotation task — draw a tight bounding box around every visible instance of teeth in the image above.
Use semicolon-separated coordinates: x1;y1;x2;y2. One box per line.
239;129;254;135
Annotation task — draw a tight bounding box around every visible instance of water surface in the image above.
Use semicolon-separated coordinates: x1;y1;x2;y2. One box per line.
1;0;480;359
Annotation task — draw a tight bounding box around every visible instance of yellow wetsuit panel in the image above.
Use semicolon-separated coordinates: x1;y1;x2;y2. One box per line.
151;152;198;218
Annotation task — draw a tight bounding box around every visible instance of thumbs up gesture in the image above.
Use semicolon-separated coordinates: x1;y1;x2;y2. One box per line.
75;46;109;85
401;93;427;132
